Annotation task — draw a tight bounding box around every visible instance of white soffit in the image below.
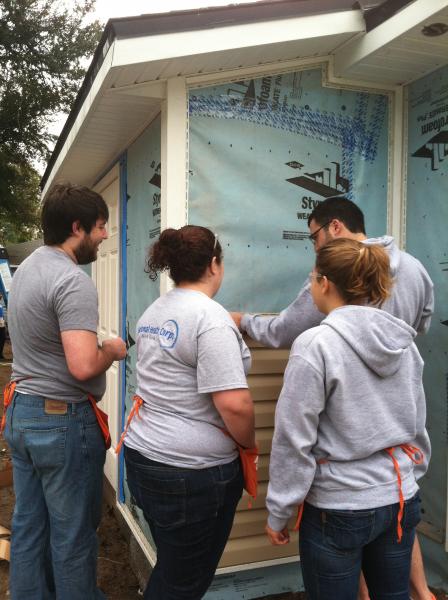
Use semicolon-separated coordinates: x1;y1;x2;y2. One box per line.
58;94;160;186
335;0;448;84
42;64;161;195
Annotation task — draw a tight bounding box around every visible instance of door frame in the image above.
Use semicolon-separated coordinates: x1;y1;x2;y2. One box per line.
92;163;121;490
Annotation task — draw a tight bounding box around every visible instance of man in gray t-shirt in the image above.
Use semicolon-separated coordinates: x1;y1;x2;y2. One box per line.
4;184;126;600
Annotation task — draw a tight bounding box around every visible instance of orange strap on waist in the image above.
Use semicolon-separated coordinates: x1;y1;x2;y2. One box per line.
292;457;328;532
292;447;423;539
293;503;304;532
220;428;258;507
88;394;111;450
384;444;423;543
115;394;144;455
238;444;259;506
1;381;111;451
1;381;18;434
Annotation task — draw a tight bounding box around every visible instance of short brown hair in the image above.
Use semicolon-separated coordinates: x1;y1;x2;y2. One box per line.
315;238;392;306
146;225;222;285
42;183;108;245
308;196;366;234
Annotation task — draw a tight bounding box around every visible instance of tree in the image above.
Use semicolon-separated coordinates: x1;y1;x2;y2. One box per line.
0;158;40;243
0;0;102;244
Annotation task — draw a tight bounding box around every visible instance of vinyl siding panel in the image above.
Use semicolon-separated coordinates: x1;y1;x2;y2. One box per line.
218;338;300;567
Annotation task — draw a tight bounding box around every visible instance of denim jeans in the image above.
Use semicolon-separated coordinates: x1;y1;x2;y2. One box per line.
124;445;243;600
4;392;106;600
299;494;421;600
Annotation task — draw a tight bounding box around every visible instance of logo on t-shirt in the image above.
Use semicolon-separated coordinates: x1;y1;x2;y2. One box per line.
159;319;179;349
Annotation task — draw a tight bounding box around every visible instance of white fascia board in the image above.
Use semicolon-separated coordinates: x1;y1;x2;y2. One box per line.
41;42;116;198
334;0;448;76
111;10;364;69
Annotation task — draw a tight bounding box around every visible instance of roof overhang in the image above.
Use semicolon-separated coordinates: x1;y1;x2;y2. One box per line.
41;0;448;197
335;0;448;83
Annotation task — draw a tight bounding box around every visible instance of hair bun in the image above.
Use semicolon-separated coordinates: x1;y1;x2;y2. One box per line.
159;228;181;249
145;224;222;285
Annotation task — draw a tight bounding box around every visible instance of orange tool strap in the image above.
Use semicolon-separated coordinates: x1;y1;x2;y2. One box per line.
292;447;424;538
115;394;144;455
2;381;112;450
293;503;304;532
88;394;111;450
292;456;328;532
1;381;18;434
238;445;259;507
384;444;423;543
220;428;258;506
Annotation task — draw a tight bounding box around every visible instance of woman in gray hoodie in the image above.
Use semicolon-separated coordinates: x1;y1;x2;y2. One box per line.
265;238;430;600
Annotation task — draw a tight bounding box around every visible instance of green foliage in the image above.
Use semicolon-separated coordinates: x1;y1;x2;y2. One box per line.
0;157;41;243
0;0;102;243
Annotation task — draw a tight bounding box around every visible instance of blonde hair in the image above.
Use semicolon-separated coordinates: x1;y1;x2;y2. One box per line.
315;238;392;307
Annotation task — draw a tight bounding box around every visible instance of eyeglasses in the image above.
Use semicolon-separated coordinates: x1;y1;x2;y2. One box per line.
309;272;325;281
308;221;331;244
213;233;218;251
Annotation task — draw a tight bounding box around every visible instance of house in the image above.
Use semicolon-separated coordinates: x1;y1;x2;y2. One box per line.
41;0;448;596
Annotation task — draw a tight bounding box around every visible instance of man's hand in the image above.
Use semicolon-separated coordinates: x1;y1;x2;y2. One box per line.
229;312;243;330
265;524;290;546
102;338;127;361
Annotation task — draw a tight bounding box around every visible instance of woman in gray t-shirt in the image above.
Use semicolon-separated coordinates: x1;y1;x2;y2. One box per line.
123;225;255;600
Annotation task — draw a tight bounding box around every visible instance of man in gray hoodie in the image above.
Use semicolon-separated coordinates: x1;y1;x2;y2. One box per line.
231;196;434;600
231;196;433;347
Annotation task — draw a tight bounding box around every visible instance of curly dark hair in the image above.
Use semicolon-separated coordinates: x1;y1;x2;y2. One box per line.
146;225;222;285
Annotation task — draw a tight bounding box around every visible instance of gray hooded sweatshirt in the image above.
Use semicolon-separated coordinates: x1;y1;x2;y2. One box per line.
266;305;430;532
241;236;434;348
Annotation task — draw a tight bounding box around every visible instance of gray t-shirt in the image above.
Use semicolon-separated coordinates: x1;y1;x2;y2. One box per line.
125;288;252;469
8;246;106;402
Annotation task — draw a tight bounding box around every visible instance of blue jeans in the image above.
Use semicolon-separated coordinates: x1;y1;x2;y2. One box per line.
299;495;421;600
124;445;243;600
3;392;106;600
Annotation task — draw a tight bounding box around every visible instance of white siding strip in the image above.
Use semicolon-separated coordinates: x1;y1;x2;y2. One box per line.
160;77;188;295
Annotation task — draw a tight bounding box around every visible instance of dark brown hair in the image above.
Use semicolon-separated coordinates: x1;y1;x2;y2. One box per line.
315;238;392;306
308;196;366;234
42;183;109;245
146;225;222;285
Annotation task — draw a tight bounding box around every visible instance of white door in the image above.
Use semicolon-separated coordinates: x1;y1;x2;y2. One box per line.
92;167;121;490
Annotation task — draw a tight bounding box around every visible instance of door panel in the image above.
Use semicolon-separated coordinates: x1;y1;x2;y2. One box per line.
92;170;121;490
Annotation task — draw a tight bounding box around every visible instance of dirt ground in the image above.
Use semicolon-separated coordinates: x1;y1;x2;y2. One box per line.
0;341;445;599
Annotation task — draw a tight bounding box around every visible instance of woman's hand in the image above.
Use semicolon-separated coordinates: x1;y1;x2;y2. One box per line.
265;524;290;545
